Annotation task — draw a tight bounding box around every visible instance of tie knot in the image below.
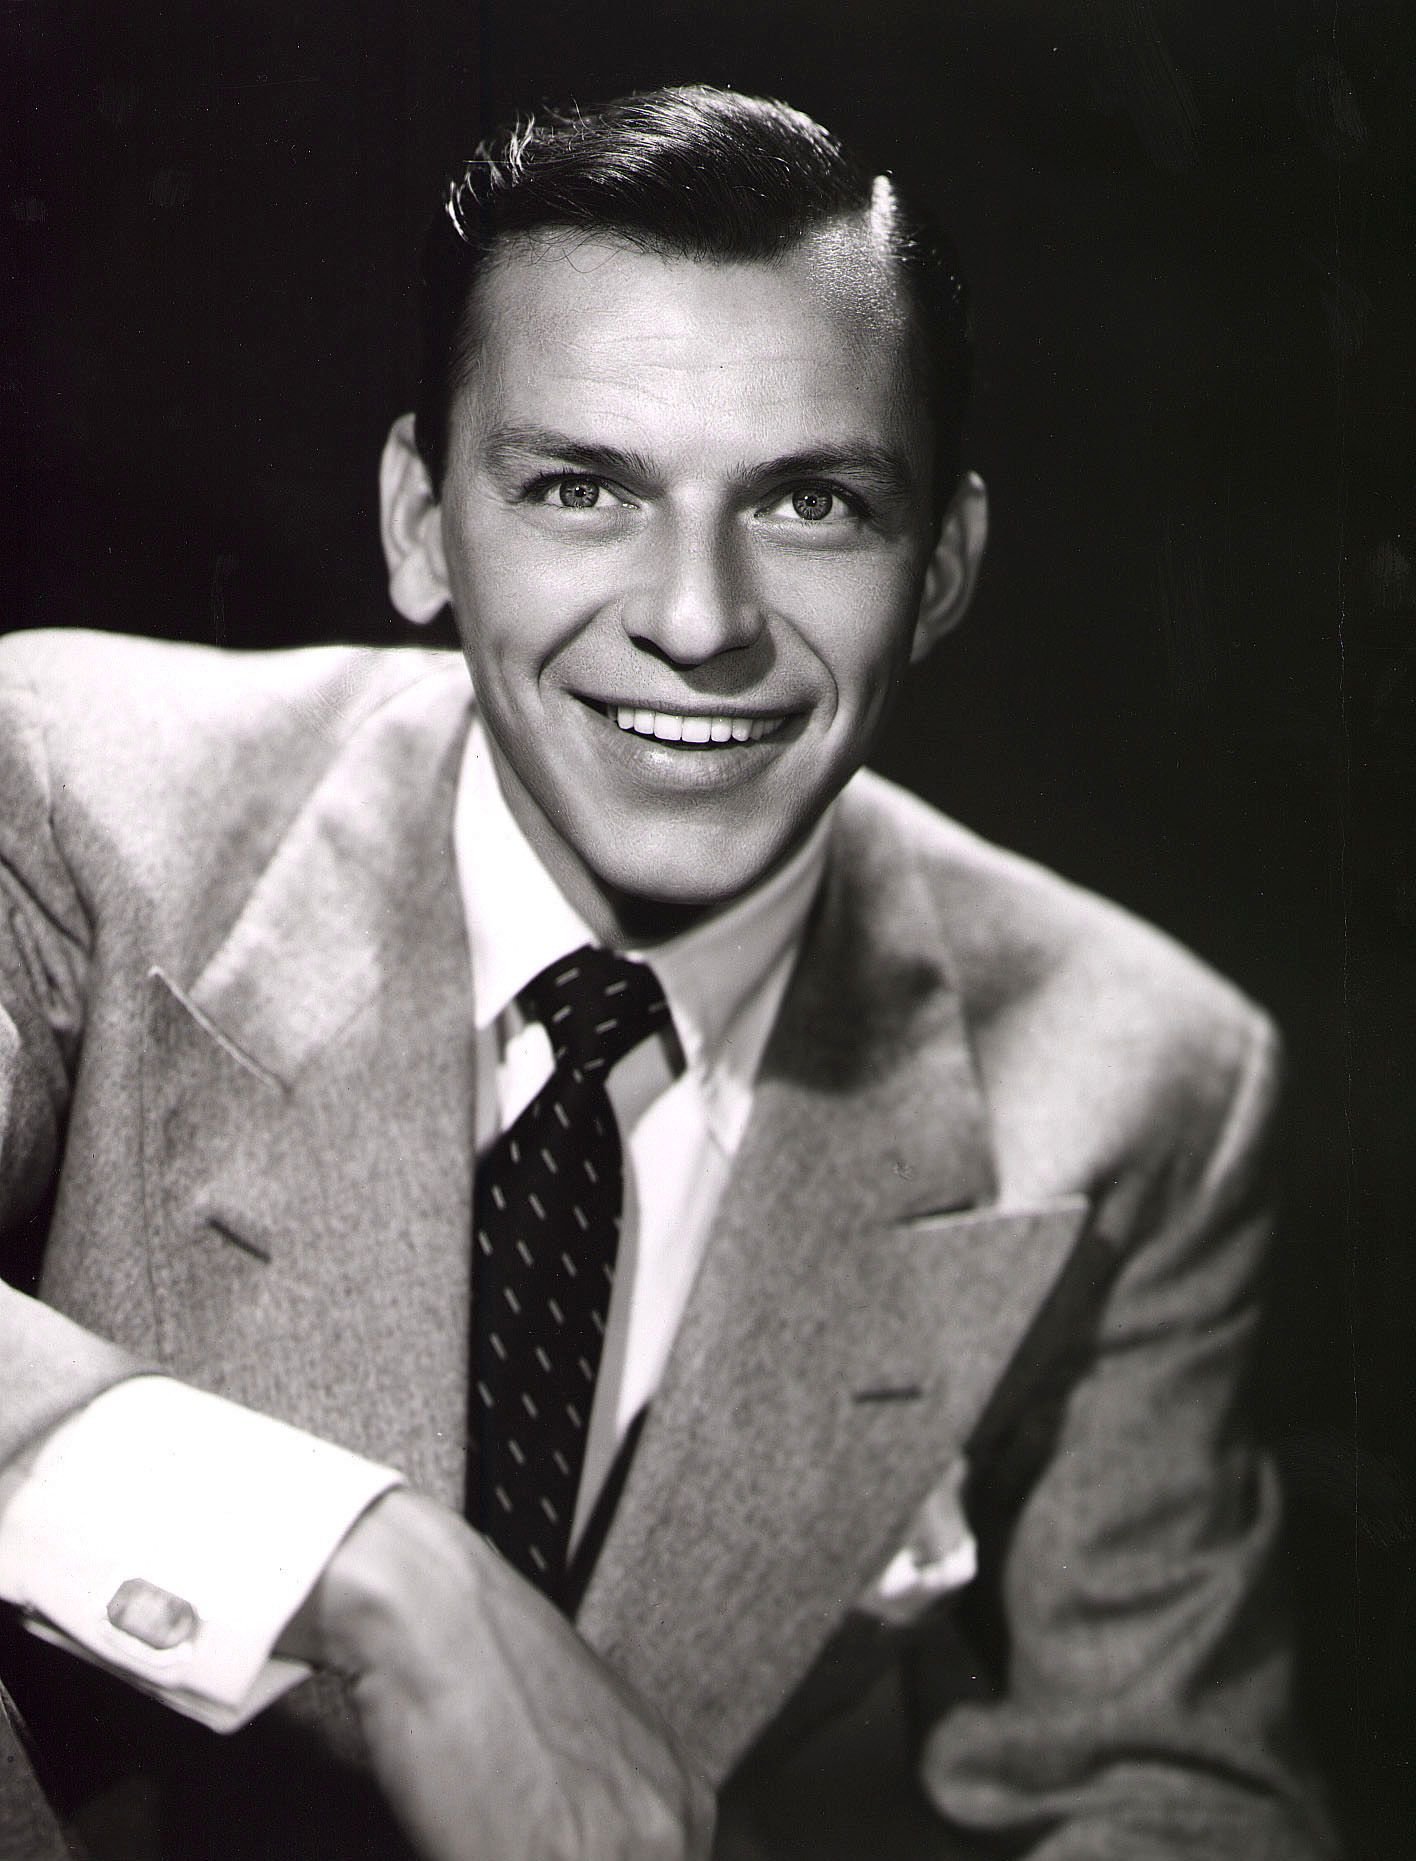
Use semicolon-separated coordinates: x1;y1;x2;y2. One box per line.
518;945;670;1075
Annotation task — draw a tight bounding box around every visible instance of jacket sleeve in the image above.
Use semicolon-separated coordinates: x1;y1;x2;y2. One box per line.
0;663;143;1461
916;1010;1338;1859
0;658;405;1731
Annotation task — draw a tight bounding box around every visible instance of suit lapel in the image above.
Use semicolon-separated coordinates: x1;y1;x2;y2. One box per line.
579;788;1091;1778
140;662;478;1502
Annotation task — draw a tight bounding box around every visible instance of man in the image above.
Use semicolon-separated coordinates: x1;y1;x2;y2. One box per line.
0;85;1332;1859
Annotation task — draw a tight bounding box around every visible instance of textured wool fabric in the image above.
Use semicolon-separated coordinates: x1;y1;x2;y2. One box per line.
0;635;1333;1856
467;947;669;1597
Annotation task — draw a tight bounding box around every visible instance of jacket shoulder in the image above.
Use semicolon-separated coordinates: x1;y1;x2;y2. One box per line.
0;633;468;952
841;771;1279;1200
0;628;451;753
0;630;460;827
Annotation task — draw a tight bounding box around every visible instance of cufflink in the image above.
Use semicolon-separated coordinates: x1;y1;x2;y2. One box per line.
106;1578;199;1650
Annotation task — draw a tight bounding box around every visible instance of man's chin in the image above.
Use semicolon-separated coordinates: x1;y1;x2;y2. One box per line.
587;843;795;943
596;873;764;943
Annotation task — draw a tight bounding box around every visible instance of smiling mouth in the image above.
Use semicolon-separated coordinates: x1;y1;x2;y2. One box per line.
586;701;791;746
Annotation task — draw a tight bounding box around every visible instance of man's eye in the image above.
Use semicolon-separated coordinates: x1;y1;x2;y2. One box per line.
761;482;862;526
555;476;602;510
791;486;836;522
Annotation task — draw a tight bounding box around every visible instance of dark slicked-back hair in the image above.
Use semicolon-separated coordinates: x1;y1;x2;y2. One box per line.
415;84;971;500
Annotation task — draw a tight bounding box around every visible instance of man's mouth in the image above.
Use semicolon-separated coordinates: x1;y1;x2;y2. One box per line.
601;704;789;746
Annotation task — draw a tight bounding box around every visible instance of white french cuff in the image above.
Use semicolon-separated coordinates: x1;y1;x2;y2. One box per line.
0;1375;403;1732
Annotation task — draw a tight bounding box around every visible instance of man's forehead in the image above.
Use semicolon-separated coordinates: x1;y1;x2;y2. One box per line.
457;213;921;448
474;211;911;370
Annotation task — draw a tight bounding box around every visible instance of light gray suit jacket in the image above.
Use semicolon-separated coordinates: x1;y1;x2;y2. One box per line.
0;630;1331;1858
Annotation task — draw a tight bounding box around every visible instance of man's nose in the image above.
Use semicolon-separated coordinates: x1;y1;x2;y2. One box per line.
622;518;765;667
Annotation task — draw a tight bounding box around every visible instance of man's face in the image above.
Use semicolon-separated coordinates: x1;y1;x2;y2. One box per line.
427;219;944;933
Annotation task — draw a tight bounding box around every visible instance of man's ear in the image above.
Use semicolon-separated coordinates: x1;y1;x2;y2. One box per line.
379;413;451;624
910;471;989;665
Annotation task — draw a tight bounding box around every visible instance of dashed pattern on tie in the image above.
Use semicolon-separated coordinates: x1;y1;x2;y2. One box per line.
466;946;670;1600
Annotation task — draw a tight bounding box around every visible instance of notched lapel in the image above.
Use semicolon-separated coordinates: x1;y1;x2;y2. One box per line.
139;665;479;1500
144;968;288;1278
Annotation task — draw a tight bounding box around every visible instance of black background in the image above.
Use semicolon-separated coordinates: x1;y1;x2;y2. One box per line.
4;1;1413;1851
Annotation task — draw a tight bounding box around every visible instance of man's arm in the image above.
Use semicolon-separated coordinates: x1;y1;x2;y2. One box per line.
916;1012;1336;1858
0;692;395;1727
0;669;142;1458
0;1308;714;1859
0;1372;403;1726
0;1341;714;1861
0;1366;715;1857
0;650;712;1859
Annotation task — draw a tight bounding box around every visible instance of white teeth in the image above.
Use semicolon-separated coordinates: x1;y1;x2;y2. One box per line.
608;705;786;744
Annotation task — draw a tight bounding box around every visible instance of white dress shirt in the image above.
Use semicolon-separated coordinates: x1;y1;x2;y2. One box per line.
0;714;831;1730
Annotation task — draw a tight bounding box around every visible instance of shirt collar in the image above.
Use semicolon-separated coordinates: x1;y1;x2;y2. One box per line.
454;715;830;1149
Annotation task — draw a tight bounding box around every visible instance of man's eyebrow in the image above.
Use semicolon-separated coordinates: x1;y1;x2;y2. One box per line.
734;446;917;502
481;426;658;483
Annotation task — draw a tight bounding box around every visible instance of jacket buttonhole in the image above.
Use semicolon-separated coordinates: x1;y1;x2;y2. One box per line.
852;1383;924;1404
203;1217;271;1263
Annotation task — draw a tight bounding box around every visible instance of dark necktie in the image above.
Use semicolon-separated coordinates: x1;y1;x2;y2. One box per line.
466;945;671;1600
